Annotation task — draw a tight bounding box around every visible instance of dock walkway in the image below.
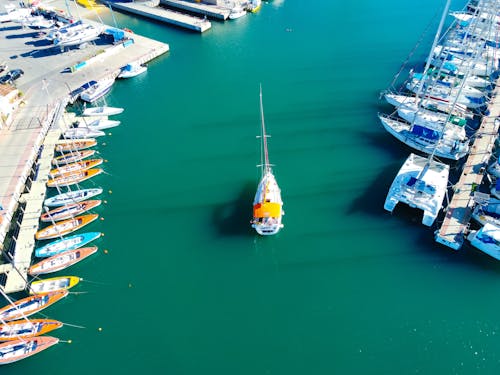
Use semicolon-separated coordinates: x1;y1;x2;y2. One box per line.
435;87;500;250
160;0;230;20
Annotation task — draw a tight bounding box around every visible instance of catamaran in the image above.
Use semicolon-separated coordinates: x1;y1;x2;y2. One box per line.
251;86;284;235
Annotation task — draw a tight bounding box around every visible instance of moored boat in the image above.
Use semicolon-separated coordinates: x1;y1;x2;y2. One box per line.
55;139;97;152
77;118;120;131
468;223;500;260
251;86;284;235
35;232;101;258
52;149;96;166
0;336;59;365
63;127;106;139
0;319;62;341
29;246;98;275
46;168;103;188
0;290;68;322
82;106;124;117
41;200;101;222
80;78;114;103
49;158;103;177
117;62;147;79
29;276;80;294
44;188;103;207
35;213;99;240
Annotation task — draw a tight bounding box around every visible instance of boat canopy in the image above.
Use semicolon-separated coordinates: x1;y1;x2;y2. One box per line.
253;202;281;218
411;125;439;140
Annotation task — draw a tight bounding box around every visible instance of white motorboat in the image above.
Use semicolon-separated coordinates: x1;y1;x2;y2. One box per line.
468;223;500;261
384;153;449;227
117;63;147;79
78;118;120;131
64;127;106;139
229;4;247;19
82;106;124;117
80;78;114;103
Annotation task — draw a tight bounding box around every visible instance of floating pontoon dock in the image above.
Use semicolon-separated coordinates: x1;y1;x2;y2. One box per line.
160;0;230;20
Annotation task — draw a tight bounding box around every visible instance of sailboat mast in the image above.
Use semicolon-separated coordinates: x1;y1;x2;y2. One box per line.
259;84;271;173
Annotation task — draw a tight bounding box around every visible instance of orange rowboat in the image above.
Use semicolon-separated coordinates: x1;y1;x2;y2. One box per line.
0;319;62;341
55;139;97;152
29;246;98;275
52;149;95;166
0;336;59;365
40;200;101;222
47;168;103;188
35;213;99;240
49;158;103;177
0;290;68;322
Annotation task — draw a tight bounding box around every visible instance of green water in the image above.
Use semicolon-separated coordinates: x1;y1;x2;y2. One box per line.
6;0;500;373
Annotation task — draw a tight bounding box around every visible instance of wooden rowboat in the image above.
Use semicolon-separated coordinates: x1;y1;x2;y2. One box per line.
35;232;101;258
49;158;103;177
0;290;68;322
29;276;80;295
41;200;101;222
29;246;98;275
0;319;62;341
35;213;98;240
55;139;97;152
47;168;103;188
0;336;59;365
52;149;95;166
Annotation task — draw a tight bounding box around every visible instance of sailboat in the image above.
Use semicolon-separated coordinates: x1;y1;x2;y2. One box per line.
0;336;59;364
0;319;62;341
29;276;80;295
251;85;284;235
35;213;99;240
41;200;101;222
29;246;98;275
0;290;68;322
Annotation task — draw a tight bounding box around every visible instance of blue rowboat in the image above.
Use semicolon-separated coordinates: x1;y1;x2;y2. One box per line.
35;232;101;258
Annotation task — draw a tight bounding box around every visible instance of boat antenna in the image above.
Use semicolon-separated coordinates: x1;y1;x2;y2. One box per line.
259;84;271;174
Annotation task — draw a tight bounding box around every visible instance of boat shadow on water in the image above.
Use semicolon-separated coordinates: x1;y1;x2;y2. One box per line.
211;182;255;237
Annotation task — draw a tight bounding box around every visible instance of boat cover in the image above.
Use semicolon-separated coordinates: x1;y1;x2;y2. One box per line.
411;125;439;140
253;202;281;218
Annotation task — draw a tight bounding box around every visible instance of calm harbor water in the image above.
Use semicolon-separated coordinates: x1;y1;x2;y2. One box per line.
5;0;500;373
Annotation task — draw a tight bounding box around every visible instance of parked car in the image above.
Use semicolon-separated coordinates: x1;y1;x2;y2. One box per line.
0;63;7;74
0;69;24;84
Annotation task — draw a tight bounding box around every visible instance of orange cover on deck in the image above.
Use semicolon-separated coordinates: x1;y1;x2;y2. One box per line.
253;202;281;218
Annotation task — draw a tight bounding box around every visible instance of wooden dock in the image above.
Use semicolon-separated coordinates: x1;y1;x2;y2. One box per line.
435;86;500;250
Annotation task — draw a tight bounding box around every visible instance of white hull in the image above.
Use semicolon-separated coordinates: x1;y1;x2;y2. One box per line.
79;119;120;131
117;63;147;79
252;172;284;235
384;93;472;119
82;106;124;117
44;188;103;207
384;153;449;226
80;78;114;103
64;128;105;138
468;223;500;260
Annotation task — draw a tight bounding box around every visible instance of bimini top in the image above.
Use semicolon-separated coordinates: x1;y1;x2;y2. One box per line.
253;202;281;219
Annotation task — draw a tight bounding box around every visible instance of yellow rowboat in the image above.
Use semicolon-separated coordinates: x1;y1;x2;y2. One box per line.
55;139;97;152
41;200;101;222
29;276;80;295
0;290;68;322
0;336;59;365
0;319;62;341
29;246;98;275
47;168;103;188
35;213;99;240
49;158;103;177
52;149;96;166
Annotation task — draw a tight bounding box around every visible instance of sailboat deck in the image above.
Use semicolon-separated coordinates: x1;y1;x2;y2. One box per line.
435;85;500;250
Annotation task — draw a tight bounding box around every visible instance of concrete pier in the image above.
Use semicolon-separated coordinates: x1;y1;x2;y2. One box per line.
108;1;212;32
161;0;230;20
435;87;500;250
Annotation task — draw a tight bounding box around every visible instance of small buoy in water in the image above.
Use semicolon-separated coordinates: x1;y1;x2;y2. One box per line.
68;340;72;344
104;159;108;162
100;217;104;221
104;200;108;204
128;283;133;288
98;327;102;332
104;249;108;254
102;143;107;146
108;190;112;194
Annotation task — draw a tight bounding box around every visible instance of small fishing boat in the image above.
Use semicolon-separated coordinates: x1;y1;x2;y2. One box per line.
64;127;106;139
0;290;68;322
77;118;120;131
251;86;284;235
82;106;124;117
0;319;62;341
0;336;59;365
52;149;96;166
35;232;101;258
41;200;101;222
29;246;98;275
30;276;80;295
117;62;147;79
35;214;99;240
49;158;103;177
80;78;115;103
46;168;103;188
44;188;103;207
55;139;97;152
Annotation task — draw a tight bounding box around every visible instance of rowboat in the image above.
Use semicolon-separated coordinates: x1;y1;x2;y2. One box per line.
0;319;62;341
41;200;101;222
44;188;103;207
47;168;103;188
35;214;98;240
64;128;106;139
30;276;80;294
49;158;103;177
0;290;68;322
35;232;101;258
52;149;95;166
29;246;98;275
54;139;97;152
0;336;59;365
82;106;124;117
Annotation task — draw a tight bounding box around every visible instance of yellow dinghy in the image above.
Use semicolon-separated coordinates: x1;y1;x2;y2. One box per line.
47;168;103;188
35;213;98;240
29;276;80;295
49;158;103;177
